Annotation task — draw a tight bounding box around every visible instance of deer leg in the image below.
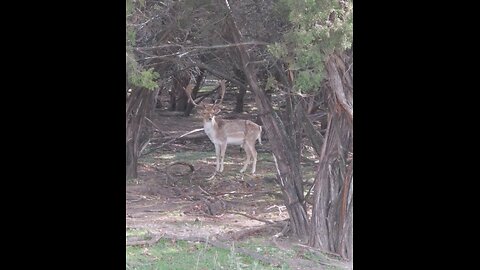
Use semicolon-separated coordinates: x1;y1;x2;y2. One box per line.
240;144;251;173
214;144;221;172
219;143;227;172
246;143;258;174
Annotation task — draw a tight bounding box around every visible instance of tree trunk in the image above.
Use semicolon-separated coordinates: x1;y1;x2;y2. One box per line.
126;86;160;180
309;52;353;260
220;0;309;239
172;71;190;112
234;68;247;113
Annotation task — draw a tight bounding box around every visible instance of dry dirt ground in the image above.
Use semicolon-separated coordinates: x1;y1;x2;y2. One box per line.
126;92;352;269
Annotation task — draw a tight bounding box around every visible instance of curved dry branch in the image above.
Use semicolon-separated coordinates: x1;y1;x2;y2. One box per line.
166;162;195;184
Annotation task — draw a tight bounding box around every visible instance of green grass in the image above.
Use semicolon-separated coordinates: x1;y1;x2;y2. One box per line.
158;151;213;162
126;238;289;270
236;238;296;263
127;228;150;238
198;85;217;93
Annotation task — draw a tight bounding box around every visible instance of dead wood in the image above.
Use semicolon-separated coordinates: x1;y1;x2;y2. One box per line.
166;162;195;184
144;128;205;155
144;117;164;134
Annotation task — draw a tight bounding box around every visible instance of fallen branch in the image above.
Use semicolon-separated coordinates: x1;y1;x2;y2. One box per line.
143;128;204;155
144;117;163;134
226;211;274;225
160;128;204;145
166;162;195;184
196;185;212;196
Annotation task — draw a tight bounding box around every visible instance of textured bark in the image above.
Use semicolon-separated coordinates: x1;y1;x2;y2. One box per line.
234;68;247;113
170;71;190;112
220;0;309;238
126;86;160;180
309;52;353;260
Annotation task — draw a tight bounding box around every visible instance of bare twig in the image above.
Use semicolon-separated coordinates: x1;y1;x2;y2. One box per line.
143;128;204;155
196;185;212;196
144;117;163;134
162;128;204;145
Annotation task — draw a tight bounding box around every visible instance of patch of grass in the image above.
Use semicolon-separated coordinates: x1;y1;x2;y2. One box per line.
126;239;287;270
198;85;216;93
126;228;150;238
237;238;296;263
168;151;213;161
138;154;157;164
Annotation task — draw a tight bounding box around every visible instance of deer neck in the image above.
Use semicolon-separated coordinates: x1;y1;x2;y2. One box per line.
203;116;224;139
203;117;216;138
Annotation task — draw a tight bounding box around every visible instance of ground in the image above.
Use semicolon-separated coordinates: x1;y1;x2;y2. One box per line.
126;90;352;269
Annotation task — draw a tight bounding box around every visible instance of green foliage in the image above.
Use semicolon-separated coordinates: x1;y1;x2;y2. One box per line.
296;69;324;93
267;43;288;59
129;68;159;90
126;0;133;15
270;0;353;93
126;0;159;91
126;28;135;47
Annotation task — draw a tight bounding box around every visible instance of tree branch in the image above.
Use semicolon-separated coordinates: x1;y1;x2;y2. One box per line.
133;41;269;51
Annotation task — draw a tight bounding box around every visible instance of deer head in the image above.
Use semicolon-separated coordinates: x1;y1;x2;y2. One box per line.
185;80;226;121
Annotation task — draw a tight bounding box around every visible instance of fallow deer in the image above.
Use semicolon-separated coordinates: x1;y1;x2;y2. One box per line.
185;80;262;174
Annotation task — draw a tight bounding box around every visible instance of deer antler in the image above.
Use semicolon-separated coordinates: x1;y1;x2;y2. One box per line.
184;83;202;107
214;80;226;106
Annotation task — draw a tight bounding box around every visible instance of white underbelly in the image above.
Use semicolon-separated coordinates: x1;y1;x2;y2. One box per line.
226;137;244;145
